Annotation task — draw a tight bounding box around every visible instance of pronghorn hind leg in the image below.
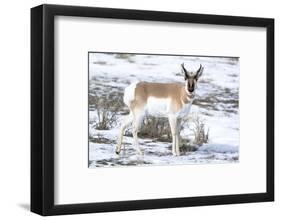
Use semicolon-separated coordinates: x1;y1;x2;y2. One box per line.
116;113;133;154
132;110;144;155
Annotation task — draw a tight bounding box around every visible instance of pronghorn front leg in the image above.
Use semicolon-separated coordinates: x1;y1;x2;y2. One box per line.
168;114;178;156
175;118;182;156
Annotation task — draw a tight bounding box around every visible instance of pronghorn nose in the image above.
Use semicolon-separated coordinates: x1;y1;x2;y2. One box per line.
187;81;194;93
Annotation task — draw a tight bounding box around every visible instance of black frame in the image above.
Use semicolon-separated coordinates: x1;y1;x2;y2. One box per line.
31;4;274;216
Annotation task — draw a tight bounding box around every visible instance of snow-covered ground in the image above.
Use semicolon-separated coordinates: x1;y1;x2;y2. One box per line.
88;52;239;168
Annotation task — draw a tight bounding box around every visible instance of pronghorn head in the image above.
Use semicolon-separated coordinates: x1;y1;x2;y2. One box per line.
181;63;204;96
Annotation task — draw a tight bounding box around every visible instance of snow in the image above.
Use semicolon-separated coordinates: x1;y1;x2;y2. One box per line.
88;52;240;168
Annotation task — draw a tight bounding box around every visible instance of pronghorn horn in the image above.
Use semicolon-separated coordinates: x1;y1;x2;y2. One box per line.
181;63;185;71
196;64;204;79
197;64;202;73
181;63;188;79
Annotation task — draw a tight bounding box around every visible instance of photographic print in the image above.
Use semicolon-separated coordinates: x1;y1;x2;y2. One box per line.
88;52;239;168
31;5;274;215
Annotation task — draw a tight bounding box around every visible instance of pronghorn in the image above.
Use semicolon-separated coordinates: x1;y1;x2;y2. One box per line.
116;63;204;156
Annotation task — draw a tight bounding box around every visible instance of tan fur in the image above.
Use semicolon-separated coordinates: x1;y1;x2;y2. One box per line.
129;82;191;113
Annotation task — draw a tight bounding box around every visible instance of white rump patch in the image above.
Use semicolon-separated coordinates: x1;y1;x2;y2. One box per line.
123;82;139;106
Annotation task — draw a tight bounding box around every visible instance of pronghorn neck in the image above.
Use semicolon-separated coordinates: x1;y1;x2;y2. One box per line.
180;85;194;104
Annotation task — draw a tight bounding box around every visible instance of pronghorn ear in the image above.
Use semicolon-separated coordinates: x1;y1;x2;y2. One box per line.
195;64;204;80
181;63;189;80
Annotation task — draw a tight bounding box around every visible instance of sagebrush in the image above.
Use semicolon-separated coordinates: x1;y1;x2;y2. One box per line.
89;92;123;130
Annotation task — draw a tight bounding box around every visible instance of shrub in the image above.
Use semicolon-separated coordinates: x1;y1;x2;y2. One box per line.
124;116;172;142
191;115;209;146
90;92;123;130
140;116;172;141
